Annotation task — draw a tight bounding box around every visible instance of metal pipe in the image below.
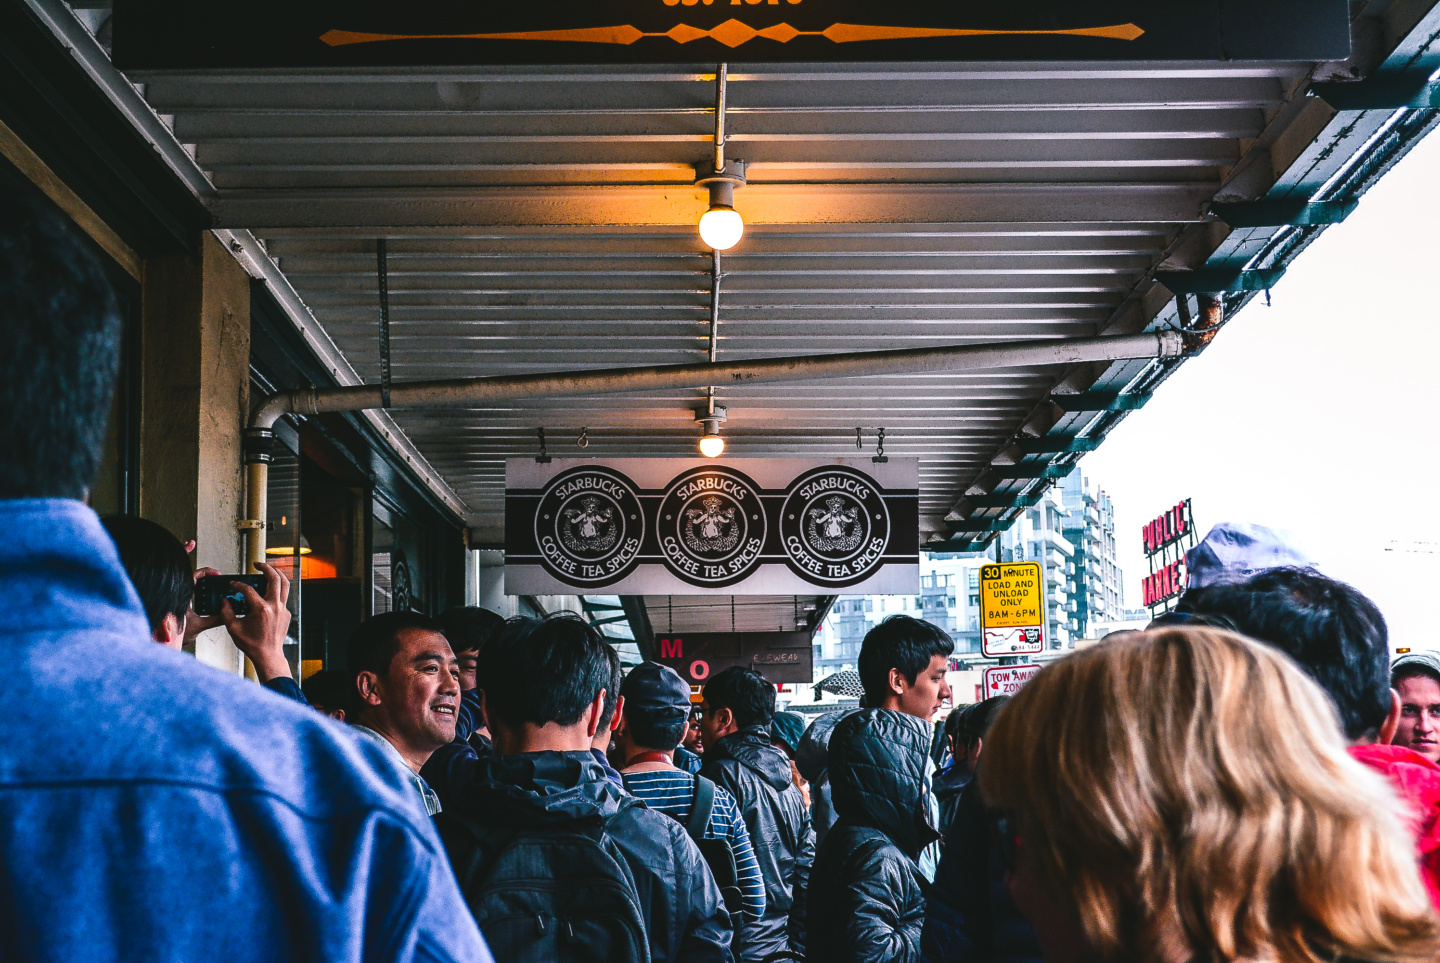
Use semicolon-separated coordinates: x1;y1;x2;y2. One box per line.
252;331;1184;429
240;428;273;574
714;63;727;174
708;249;721;415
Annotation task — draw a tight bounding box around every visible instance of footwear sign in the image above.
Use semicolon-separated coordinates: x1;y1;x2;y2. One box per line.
506;458;918;595
982;663;1042;698
979;561;1045;657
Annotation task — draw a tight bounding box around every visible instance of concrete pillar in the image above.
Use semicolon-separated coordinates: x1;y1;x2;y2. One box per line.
139;232;251;673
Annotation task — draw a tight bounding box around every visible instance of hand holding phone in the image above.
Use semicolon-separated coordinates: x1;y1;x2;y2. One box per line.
193;574;267;617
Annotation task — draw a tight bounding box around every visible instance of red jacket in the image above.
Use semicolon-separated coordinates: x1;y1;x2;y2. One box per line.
1349;743;1440;910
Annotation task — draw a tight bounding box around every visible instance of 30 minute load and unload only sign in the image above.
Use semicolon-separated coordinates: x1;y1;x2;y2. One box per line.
980;562;1044;657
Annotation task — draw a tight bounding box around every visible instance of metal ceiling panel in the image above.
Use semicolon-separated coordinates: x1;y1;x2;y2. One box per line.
45;0;1440;553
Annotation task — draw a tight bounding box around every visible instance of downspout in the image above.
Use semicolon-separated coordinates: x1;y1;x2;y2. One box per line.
241;330;1186;566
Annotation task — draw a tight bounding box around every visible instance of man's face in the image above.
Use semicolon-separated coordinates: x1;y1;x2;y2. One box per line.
456;647;480;691
895;654;953;721
374;628;460;753
683;717;703;753
1395;673;1440;763
697;700;733;749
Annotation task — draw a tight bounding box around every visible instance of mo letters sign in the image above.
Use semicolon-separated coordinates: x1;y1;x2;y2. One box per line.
656;631;813;685
112;0;1348;69
979;561;1044;657
505;457;918;595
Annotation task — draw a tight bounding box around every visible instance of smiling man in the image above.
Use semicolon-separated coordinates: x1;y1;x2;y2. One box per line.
1393;652;1440;764
348;612;461;816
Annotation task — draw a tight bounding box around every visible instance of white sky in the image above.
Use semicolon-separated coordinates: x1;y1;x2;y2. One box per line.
1079;127;1440;649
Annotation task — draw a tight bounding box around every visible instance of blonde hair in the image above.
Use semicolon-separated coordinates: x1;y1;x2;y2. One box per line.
982;627;1439;963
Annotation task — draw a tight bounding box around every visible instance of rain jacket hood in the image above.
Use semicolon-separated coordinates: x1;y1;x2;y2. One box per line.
463;750;628;828
828;709;940;857
709;726;796;792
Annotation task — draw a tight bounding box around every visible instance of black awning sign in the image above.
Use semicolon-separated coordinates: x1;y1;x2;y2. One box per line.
113;1;1349;69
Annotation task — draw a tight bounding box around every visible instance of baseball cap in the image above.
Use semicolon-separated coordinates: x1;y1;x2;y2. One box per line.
1184;522;1317;591
620;662;693;717
1392;651;1440;684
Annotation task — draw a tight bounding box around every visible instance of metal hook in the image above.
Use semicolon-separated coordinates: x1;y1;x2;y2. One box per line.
873;426;888;464
535;426;551;464
577;426;590;449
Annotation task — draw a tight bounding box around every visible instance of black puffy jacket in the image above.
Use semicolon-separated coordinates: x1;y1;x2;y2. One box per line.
920;771;1042;963
807;710;940;963
424;745;733;963
703;726;815;962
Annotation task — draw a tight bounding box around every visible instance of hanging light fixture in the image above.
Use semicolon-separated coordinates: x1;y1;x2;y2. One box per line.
697;406;727;458
266;532;312;557
697;63;744;252
696;165;746;252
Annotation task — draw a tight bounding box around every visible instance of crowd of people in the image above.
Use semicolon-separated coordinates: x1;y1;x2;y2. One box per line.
8;192;1440;963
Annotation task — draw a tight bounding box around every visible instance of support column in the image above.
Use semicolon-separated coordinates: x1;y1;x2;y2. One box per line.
139;231;251;673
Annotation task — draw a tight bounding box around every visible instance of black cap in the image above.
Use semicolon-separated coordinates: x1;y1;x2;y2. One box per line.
621;662;694;717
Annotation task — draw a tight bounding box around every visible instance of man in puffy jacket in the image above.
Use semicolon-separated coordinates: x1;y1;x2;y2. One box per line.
807;710;939;963
700;667;815;961
424;615;733;962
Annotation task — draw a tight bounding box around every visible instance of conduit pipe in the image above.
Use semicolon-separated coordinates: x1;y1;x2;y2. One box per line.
242;329;1184;563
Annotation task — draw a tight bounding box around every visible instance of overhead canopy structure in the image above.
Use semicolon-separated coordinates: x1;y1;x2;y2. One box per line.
13;0;1440;642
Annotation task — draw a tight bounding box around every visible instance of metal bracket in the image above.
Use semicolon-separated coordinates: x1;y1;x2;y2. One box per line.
1310;78;1440;111
1210;199;1356;227
237;519;265;531
1155;268;1285;294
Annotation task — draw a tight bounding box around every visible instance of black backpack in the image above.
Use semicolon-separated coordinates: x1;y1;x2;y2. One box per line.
435;801;652;963
676;775;745;921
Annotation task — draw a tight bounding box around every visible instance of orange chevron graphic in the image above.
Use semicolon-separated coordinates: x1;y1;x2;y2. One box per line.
320;21;1144;47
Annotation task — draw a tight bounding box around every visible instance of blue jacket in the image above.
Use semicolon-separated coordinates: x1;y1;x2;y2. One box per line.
0;499;492;963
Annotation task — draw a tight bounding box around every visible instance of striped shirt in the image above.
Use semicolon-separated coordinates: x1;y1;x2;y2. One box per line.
623;769;767;924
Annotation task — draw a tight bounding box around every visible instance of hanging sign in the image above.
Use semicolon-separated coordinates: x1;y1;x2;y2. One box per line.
505;457;918;595
982;663;1042;699
655;631;813;685
979;561;1044;657
112;1;1349;69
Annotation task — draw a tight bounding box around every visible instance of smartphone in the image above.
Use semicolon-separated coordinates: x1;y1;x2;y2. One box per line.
193;574;267;617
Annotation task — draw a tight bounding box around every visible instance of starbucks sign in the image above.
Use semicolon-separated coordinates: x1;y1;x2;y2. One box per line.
506;457;918;595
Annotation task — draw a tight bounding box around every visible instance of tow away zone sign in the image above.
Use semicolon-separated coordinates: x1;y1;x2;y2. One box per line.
982;663;1042;698
980;561;1044;657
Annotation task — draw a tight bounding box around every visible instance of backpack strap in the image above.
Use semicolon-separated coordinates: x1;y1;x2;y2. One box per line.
686;774;716;841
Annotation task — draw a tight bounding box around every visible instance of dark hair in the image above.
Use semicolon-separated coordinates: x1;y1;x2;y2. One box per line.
702;666;775;730
626;706;688;752
302;668;356;715
437;606;505;654
0;192;123;499
857;615;955;706
1181;567;1390;741
348;611;442;680
101;515;191;635
478;614;619;728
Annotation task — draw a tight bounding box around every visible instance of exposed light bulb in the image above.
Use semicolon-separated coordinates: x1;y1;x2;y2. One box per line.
699;205;744;251
699;432;726;458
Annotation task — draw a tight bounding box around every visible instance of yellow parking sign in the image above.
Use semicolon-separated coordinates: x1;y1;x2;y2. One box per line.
980;562;1045;656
